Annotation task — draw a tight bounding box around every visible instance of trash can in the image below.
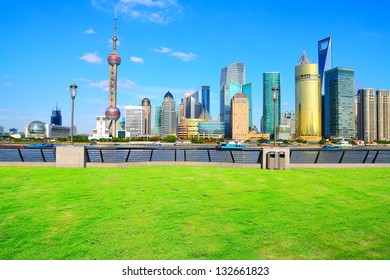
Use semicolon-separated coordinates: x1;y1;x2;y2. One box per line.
278;152;286;170
267;152;276;170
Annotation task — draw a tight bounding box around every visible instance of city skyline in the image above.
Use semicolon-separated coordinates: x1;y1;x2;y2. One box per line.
0;0;389;133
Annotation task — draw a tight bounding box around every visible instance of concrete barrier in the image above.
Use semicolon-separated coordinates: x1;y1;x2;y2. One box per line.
56;146;86;168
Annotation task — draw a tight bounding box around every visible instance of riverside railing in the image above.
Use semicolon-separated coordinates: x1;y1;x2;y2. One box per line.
1;146;390;165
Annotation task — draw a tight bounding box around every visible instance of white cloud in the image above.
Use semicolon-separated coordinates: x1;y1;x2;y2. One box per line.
80;52;102;63
88;79;137;92
118;79;137;89
283;102;289;106
153;46;171;53
117;0;183;24
130;56;144;63
85;27;97;34
171;51;196;62
153;46;197;62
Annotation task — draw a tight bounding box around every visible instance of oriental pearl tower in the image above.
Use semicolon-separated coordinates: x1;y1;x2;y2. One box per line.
105;9;122;137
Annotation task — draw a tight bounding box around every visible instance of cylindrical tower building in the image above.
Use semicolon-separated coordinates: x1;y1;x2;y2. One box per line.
295;51;322;141
141;98;151;135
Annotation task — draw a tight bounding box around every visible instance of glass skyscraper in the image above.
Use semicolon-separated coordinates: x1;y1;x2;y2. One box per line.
154;105;162;135
318;37;332;137
318;37;332;95
201;85;210;114
220;62;246;138
324;67;355;139
50;104;62;126
263;72;281;140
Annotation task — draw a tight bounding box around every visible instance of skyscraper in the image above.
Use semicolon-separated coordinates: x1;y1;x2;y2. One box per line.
125;106;145;137
50;104;62;126
231;93;249;140
220;62;246;138
105;10;122;137
184;91;202;119
160;91;177;137
318;37;332;137
242;82;253;130
377;90;390;141
263;72;281;141
324;67;355;139
295;51;322;141
318;37;332;95
357;88;376;142
201;85;210;114
141;98;151;135
154;105;162;135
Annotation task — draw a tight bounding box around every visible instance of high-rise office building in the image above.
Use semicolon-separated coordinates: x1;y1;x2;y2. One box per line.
201;85;210;114
184;91;202;119
125;106;145;137
324;67;355;139
178;99;185;122
357;88;376;142
0;125;4;134
154;105;162;135
50;104;62;126
377;90;390;141
263;72;281;141
242;82;253;130
295;51;322;141
280;111;295;139
141;98;151;135
160;91;177;137
220;62;246;137
231;93;249;140
318;37;332;137
318;37;332;95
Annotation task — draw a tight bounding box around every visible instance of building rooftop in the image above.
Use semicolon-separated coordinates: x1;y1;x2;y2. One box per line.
297;51;312;65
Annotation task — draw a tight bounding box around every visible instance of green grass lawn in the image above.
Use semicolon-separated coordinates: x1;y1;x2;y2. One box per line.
0;166;389;260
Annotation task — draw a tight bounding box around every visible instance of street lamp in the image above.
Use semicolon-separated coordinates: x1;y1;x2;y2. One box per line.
69;84;78;145
272;87;279;148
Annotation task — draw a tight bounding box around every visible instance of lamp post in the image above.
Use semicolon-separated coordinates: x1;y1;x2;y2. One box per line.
272;87;279;148
69;84;78;145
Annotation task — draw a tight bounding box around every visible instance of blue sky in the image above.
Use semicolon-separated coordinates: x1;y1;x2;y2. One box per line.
0;0;389;134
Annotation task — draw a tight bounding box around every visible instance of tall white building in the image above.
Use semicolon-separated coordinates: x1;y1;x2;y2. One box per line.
377;90;390;141
125;106;145;137
92;116;110;139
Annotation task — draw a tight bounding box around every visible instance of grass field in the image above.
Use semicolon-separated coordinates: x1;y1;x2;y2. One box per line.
0;166;389;260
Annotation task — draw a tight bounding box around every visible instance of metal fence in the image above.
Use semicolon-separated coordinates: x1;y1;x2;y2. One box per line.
85;147;263;164
1;146;390;165
0;148;56;162
290;148;390;164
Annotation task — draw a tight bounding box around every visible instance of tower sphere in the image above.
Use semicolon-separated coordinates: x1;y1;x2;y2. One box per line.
105;106;121;121
107;53;121;66
28;121;46;134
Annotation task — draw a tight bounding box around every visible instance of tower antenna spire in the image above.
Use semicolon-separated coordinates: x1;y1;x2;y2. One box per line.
112;7;118;52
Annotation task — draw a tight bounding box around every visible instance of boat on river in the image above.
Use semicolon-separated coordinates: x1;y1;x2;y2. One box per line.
216;140;245;150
